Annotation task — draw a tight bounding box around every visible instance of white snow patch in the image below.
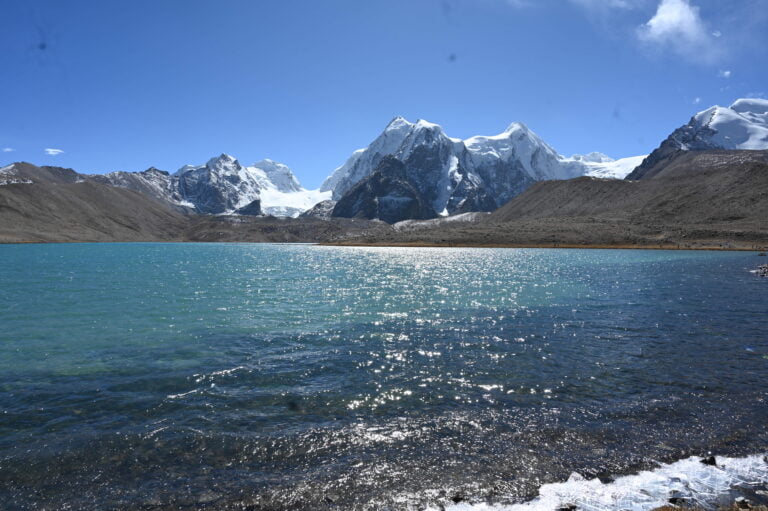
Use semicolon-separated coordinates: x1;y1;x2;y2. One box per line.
393;212;489;232
572;155;648;179
0;178;33;186
438;454;768;511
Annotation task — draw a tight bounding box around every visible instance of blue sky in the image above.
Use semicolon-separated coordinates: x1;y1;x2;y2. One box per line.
2;0;767;188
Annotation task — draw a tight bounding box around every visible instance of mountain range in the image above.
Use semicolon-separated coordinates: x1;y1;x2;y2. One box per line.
321;117;646;222
1;98;767;227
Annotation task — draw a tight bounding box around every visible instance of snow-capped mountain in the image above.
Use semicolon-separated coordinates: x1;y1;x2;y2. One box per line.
628;98;768;179
91;155;329;217
323;117;646;221
174;154;263;214
246;159;330;217
681;98;768;150
1;155;328;217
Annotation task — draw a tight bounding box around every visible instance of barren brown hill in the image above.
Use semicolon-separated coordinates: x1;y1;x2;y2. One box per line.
184;215;390;243
628;149;768;181
2;162;83;185
0;181;188;242
491;151;768;226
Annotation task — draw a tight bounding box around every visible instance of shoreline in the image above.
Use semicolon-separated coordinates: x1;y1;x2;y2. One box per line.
1;239;766;252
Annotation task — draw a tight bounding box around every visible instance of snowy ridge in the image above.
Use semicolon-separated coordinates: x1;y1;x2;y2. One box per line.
464;122;580;182
439;454;768;511
0;165;33;185
322;117;646;217
671;98;768;152
173;154;331;216
97;155;327;216
687;99;768;150
627;98;768;180
321;116;467;200
0;157;327;216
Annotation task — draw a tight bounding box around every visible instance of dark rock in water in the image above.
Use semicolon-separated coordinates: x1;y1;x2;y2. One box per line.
736;496;752;509
701;455;717;466
596;473;615;484
451;492;466;504
331;156;437;223
235;199;263;216
756;264;768;277
668;496;687;505
556;504;577;511
759;252;767;256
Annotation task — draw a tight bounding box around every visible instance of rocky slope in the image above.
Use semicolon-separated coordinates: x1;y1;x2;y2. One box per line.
331;156;438;223
0;180;188;242
628;98;768;180
90;167;191;212
0;162;82;185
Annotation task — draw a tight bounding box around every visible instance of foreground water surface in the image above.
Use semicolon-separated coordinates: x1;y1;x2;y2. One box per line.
0;243;766;510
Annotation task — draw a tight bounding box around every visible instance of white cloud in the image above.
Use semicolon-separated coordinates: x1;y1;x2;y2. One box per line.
718;69;732;78
2;147;14;152
712;30;722;37
693;97;701;104
44;148;64;156
637;0;719;62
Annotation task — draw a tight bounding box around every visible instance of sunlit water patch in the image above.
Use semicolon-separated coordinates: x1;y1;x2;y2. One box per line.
0;244;766;510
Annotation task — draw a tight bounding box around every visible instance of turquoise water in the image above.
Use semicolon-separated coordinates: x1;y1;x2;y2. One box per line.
0;244;766;509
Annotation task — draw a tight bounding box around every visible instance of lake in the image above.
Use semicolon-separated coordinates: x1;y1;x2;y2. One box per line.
0;243;766;510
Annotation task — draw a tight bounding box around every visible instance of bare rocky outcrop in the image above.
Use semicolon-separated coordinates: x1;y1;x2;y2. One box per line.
331;156;438;223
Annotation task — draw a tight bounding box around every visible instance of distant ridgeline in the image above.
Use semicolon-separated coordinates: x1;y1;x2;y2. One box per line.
0;98;766;233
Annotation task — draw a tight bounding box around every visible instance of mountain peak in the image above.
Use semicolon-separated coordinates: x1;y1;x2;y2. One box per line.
207;153;237;166
505;122;530;134
414;119;442;131
142;167;169;176
628;98;768;179
386;116;411;130
251;159;302;192
385;117;443;133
